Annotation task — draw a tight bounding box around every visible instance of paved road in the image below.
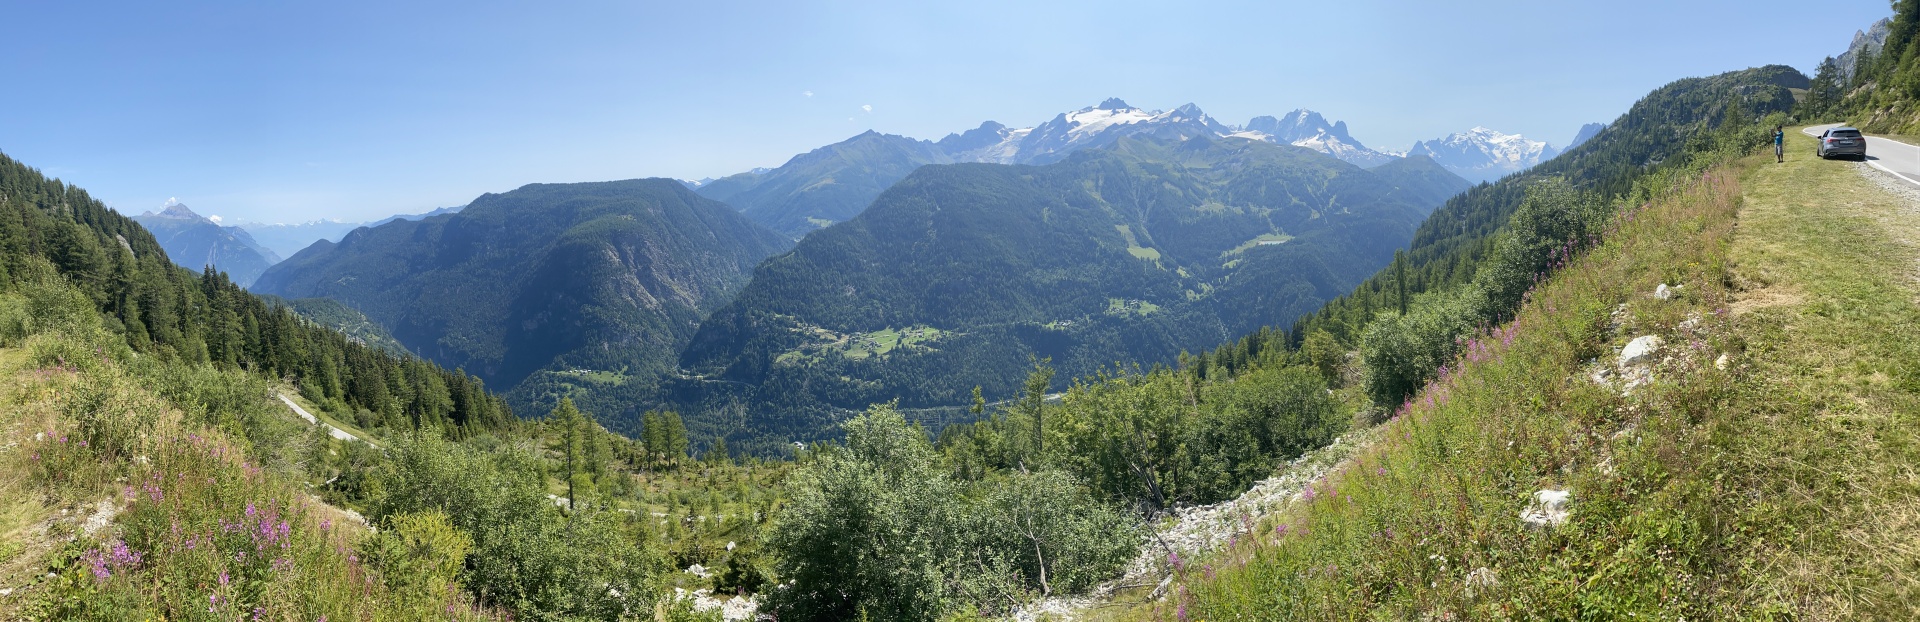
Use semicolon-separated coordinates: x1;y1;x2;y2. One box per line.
1804;123;1920;187
277;393;362;443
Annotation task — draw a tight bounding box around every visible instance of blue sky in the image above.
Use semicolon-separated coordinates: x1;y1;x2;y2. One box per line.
0;1;1892;223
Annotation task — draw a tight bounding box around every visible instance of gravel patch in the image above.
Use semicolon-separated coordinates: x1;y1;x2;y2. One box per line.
1010;425;1382;621
1853;160;1920;209
1850;161;1920;289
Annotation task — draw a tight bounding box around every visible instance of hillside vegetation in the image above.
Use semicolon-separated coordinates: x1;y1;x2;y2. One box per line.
1133;126;1920;620
1283;65;1804;359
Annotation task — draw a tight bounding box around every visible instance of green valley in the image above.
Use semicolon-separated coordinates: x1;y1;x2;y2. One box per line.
677;139;1466;447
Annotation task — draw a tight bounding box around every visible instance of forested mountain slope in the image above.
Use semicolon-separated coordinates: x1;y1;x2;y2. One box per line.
130;202;281;287
252;179;793;397
677;137;1463;443
0;150;511;434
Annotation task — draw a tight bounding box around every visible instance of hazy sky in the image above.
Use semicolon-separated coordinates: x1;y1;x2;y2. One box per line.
0;1;1892;224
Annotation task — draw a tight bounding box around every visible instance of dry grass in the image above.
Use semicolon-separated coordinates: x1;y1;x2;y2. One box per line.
1724;129;1920;619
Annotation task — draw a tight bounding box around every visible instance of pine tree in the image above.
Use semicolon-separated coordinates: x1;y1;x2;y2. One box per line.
1018;360;1054;462
550;398;585;511
662;411;689;464
1394;249;1409;316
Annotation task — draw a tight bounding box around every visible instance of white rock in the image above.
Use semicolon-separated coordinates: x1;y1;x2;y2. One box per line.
1654;283;1682;300
726;541;736;551
686;563;710;578
1464;566;1499;598
1520;489;1571;527
1618;335;1663;368
34;432;45;442
1715;353;1730;370
81;499;118;538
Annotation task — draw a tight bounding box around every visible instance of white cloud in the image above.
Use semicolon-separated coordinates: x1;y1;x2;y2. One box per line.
208;215;223;223
803;90;814;98
164;197;179;206
861;104;872;113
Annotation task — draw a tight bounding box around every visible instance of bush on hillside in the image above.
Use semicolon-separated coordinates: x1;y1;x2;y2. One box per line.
766;404;1138;621
1363;179;1608;409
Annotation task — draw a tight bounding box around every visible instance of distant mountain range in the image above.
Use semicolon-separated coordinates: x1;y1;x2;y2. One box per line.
252;179;792;394
132;202;281;287
234;205;464;259
1405;127;1559;184
697;98;1577;236
1567;122;1607;151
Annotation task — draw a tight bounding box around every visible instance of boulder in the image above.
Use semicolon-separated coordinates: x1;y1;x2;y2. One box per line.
1618;335;1663;368
1520;489;1571;527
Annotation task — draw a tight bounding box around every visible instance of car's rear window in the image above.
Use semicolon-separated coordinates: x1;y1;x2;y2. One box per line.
1834;130;1863;137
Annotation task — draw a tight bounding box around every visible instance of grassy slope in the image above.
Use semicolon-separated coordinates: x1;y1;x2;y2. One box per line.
1119;131;1920;619
0;339;497;620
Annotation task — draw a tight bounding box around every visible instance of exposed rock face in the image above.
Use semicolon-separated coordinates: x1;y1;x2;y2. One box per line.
1838;18;1893;84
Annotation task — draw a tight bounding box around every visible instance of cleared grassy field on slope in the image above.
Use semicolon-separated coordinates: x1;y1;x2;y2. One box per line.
1124;133;1920;620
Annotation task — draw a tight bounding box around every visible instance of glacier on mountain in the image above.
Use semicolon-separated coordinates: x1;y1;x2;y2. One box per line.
939;99;1396;168
1405;126;1559;184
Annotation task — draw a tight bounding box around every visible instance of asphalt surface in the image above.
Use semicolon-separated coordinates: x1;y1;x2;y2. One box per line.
1804;123;1920;187
278;392;362;442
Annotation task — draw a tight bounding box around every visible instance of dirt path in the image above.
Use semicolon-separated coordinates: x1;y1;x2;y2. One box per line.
276;393;363;443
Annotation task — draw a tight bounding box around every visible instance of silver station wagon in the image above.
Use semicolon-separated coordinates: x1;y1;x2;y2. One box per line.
1816;127;1868;159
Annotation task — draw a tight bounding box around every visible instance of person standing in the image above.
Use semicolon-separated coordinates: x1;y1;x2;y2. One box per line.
1774;126;1785;163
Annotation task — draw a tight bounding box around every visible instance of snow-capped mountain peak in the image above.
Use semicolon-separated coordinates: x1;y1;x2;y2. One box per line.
1407;127;1558;183
944;99;1395;167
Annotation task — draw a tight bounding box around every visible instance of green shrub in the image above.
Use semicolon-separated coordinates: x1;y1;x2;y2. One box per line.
371;432;670;621
1359;288;1484;410
768;405;1138;621
362;510;474;603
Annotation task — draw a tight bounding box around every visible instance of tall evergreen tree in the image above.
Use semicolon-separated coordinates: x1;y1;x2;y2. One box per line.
550;397;586;510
